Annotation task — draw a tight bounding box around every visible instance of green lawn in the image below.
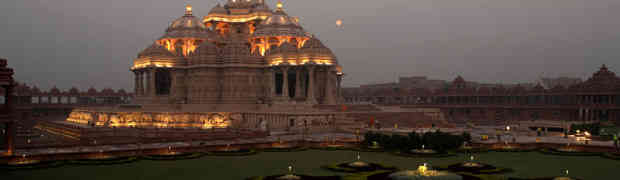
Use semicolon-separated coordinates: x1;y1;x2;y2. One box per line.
3;150;619;180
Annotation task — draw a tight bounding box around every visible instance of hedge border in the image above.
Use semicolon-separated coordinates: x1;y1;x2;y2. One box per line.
260;146;309;152
537;148;602;157
69;156;139;165
246;174;341;180
435;162;513;175
0;160;65;171
205;149;259;156
601;152;620;160
391;150;457;158
143;152;204;161
322;161;397;173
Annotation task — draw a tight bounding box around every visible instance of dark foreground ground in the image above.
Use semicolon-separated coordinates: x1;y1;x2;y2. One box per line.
3;150;619;180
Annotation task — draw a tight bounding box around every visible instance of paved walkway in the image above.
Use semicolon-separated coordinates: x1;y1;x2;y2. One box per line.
13;133;358;156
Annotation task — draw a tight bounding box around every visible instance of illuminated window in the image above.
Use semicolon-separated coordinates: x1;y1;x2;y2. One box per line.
51;97;58;104
31;97;39;104
70;97;78;104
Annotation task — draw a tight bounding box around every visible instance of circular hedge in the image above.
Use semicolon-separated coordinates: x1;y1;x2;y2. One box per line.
456;147;489;154
0;160;64;171
435;162;512;174
367;170;469;180
143;152;204;160
260;146;308;152
311;146;352;151
392;151;456;158
246;174;341;180
507;177;583;180
70;156;139;165
538;148;601;156
206;149;258;156
323;161;397;173
356;146;386;152
489;147;535;153
601;152;620;160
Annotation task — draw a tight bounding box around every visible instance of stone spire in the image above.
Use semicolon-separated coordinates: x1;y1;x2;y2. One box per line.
276;0;283;10
185;4;193;16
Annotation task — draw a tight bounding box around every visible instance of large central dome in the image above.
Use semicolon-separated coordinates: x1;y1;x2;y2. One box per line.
253;7;307;38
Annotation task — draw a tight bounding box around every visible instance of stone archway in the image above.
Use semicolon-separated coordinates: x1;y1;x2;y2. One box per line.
155;68;172;95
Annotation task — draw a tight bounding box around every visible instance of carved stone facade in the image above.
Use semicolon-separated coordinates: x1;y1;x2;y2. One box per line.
131;1;343;106
66;109;339;132
52;1;347;139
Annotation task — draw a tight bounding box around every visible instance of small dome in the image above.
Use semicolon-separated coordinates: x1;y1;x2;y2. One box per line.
162;6;212;39
225;0;263;9
301;37;328;50
208;3;228;15
138;43;176;58
300;37;338;64
253;8;307;38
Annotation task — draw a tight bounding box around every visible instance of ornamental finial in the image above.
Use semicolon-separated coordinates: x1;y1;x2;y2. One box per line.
185;4;193;16
276;0;283;9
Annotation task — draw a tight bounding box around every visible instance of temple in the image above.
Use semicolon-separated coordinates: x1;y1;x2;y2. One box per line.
131;1;343;109
30;1;349;142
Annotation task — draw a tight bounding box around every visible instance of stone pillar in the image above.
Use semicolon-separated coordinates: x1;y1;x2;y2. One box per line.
324;67;335;104
134;71;140;96
170;69;177;98
306;65;317;104
269;68;276;98
281;66;290;100
336;73;343;104
149;68;156;96
294;68;303;100
137;71;143;96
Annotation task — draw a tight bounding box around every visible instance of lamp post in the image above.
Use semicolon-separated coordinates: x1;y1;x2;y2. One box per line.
355;128;360;144
336;72;344;104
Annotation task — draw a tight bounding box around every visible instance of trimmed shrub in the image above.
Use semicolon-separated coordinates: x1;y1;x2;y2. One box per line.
206;149;258;156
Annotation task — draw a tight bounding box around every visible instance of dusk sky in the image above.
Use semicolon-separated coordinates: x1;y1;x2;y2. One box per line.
1;0;620;91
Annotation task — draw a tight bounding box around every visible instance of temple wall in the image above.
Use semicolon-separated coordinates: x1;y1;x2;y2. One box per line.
66;109;339;132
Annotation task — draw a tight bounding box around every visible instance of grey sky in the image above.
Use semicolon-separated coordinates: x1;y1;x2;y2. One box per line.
1;0;619;90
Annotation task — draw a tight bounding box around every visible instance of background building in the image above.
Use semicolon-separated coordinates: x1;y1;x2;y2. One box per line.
343;65;620;127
